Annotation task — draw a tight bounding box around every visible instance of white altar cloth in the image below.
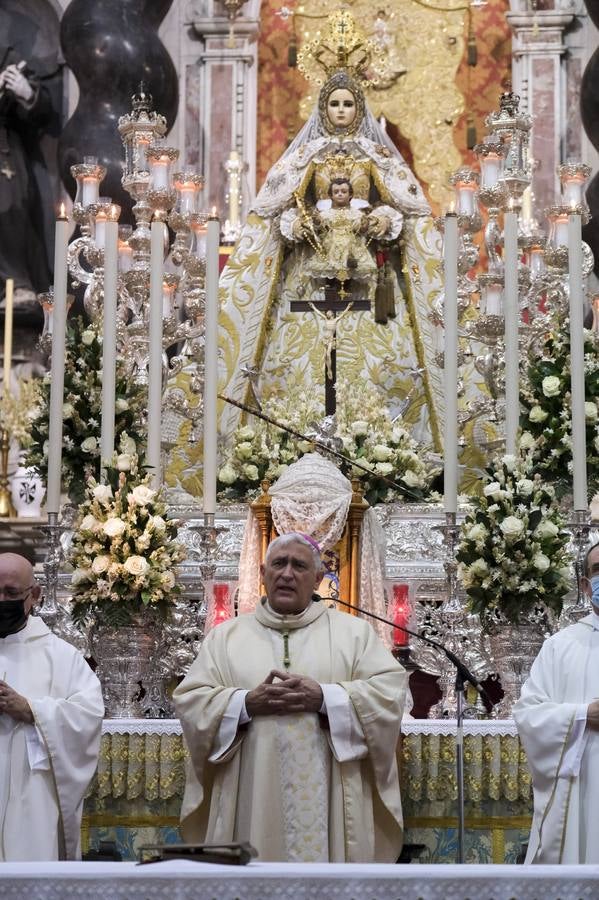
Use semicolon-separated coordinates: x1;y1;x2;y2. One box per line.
1;861;599;900
100;717;519;736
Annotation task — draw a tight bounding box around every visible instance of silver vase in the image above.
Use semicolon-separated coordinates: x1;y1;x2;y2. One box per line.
487;612;548;717
91;622;161;718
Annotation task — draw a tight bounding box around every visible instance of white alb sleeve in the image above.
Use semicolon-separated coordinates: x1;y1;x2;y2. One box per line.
320;682;368;762
24;723;51;771
559;704;591;778
208;689;251;762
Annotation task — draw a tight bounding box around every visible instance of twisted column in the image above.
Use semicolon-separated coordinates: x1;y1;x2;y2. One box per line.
58;0;178;222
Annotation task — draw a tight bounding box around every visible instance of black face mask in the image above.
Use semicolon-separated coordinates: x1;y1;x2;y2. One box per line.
0;600;28;638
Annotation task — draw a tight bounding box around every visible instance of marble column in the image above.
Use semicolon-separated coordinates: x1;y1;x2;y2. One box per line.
507;5;575;218
581;0;599;279
189;0;260;214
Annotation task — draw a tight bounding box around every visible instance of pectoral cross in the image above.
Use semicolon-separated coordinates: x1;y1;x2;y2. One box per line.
290;280;369;416
0;163;15;180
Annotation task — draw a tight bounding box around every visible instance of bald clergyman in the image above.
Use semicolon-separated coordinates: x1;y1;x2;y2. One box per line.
0;553;104;861
174;532;407;862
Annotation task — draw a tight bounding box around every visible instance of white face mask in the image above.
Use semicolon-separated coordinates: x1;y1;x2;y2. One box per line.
591;574;599;610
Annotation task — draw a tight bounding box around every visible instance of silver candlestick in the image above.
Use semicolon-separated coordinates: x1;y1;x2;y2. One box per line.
37;512;70;629
562;509;592;624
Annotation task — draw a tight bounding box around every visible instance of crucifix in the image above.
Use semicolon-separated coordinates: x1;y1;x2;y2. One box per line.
290;282;369;415
0;163;15;180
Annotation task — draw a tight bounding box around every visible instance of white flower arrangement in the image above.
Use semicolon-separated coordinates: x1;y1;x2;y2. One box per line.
456;453;572;626
217;380;438;504
520;325;599;499
69;439;186;628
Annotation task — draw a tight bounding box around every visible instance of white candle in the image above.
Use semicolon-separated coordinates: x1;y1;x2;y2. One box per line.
151;160;169;191
568;213;587;511
456;184;476;216
94;214;107;250
503;210;519;456
46;209;70;514
563;177;584;207
147;220;165;489
203;216;220;516
443;213;458;514
100;219;119;474
554;214;569;247
480;154;502;189
82;177;99;208
2;279;13;397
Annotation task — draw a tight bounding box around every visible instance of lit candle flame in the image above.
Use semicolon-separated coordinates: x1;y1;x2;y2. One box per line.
58;202;67;221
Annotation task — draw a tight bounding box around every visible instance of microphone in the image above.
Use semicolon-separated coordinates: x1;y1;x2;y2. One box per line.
332;595;492;709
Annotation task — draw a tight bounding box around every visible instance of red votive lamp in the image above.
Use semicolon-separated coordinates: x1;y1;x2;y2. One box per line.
391;584;410;647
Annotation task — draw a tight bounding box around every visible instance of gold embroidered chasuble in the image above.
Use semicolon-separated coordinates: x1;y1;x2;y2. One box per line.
513;614;599;863
174;601;407;862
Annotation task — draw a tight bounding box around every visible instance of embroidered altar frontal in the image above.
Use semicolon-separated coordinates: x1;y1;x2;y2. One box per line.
83;719;533;863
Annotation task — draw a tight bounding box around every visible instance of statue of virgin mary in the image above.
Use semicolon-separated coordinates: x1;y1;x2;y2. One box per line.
218;12;446;451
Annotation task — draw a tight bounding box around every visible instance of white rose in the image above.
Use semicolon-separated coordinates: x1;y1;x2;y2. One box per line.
103;517;126;537
42;439;49;459
375;462;394;475
516;479;534;496
529;406;548;423
62;402;74;419
120;434;137;456
116;453;132;471
129;484;156;506
519;432;535;450
218;464;237;485
351;421;369;437
91;555;111;575
533;552;550;572
81;436;98;453
236;426;255;441
483;482;502;499
542;375;561;398
236;441;254;460
123;555;149;576
115;398;129;413
92;484;113;504
467;523;487;542
590;492;599;523
81;330;95;345
242;464;260;481
501;454;516;472
80;514;100;532
402;469;422;487
160;571;176;590
149;515;167;533
71;568;91;586
535;519;559;539
373;444;393;462
470;558;489;578
499;516;525;538
585;401;598;421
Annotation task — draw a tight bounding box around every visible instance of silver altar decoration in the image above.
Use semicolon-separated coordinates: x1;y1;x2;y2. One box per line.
90;620;162;718
560;509;593;627
486;609;550;717
418;514;491;717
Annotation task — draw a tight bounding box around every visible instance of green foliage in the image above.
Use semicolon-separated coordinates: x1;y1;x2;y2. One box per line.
456;453;572;626
520;327;599;499
24;317;146;504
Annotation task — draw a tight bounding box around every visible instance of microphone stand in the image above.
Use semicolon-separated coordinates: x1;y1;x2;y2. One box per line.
333;596;490;864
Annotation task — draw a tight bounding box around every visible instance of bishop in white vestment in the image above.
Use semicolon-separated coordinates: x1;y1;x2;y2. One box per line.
174;533;407;862
0;553;104;861
513;543;599;863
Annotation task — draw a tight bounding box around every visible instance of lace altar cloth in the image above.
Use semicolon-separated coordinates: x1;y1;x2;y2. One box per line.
1;861;599;900
93;719;530;804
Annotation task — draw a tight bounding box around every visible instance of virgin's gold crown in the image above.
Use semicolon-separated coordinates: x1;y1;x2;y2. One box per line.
298;10;376;87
